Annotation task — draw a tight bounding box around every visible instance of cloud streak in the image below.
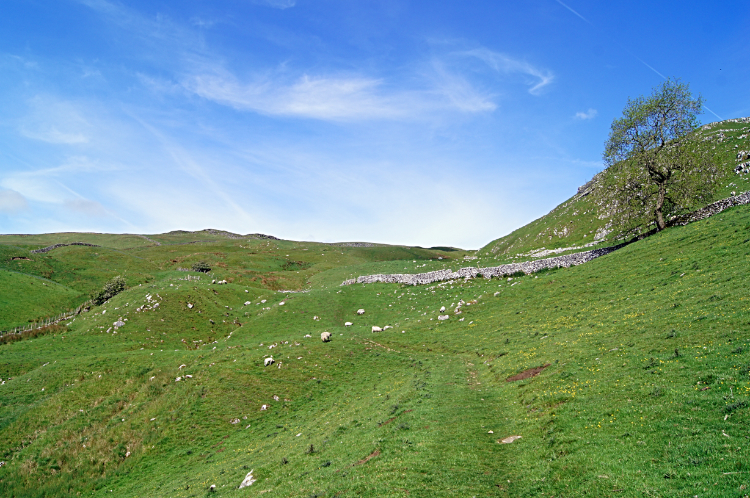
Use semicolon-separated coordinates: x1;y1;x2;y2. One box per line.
251;0;296;9
185;67;498;121
575;108;597;119
0;189;29;214
458;48;554;95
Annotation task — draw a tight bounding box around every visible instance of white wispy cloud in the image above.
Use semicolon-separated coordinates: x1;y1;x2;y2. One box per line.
19;96;92;144
63;198;108;217
0;189;29;214
185;67;496;121
574;108;597;120
458;48;554;95
251;0;296;9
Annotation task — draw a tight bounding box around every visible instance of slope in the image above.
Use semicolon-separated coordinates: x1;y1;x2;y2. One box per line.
478;117;750;262
1;203;748;497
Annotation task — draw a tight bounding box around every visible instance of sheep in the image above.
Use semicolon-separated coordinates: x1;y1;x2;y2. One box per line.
357;309;365;315
372;326;382;333
321;331;332;342
438;315;449;321
344;321;352;327
264;357;275;367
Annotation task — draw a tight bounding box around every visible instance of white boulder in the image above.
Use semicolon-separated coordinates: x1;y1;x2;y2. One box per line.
238;470;256;489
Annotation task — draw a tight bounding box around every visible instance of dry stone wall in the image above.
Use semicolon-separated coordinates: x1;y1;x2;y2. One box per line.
30;242;99;254
344;190;750;287
669;191;750;226
341;243;627;287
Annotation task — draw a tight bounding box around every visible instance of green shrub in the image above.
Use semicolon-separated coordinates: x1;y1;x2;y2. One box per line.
191;261;211;273
92;276;126;305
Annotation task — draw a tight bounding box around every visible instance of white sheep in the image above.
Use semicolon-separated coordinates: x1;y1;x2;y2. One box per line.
357;309;365;315
264;357;275;367
344;322;352;327
372;326;382;333
321;332;332;342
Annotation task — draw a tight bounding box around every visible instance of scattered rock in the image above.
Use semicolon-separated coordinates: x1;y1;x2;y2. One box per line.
238;470;256;489
187;303;193;309
499;435;522;444
261;404;268;411
230;418;240;424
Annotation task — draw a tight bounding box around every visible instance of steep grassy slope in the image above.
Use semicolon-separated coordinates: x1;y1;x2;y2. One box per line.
479;118;750;261
1;204;749;497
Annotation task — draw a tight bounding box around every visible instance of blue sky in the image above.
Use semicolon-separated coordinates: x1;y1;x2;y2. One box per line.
0;0;748;248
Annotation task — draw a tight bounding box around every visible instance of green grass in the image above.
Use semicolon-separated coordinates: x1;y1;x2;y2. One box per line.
0;270;82;330
1;202;750;496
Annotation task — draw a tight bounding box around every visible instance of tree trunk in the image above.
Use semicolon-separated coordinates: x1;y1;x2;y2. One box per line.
655;182;667;230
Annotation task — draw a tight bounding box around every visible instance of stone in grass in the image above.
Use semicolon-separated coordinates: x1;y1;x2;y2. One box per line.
113;320;125;328
238;470;256;489
499;435;522;444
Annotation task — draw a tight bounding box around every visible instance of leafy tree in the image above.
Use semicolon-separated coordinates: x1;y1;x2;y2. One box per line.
92;276;126;305
595;79;722;236
191;261;211;273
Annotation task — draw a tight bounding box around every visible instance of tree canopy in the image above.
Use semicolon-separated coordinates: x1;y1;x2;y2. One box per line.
594;79;722;237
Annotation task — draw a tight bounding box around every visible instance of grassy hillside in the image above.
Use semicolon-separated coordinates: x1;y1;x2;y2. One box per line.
478;117;750;261
1;201;749;496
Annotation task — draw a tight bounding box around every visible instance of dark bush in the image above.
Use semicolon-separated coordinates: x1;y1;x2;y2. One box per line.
92;276;126;305
191;261;211;273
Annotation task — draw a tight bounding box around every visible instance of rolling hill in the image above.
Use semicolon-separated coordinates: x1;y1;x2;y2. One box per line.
1;118;749;497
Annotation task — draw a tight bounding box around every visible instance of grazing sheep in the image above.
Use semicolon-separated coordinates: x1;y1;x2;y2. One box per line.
438;315;449;321
321;331;332;342
372;326;382;333
344;321;352;327
357;309;365;315
264;357;275;367
440;306;446;312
